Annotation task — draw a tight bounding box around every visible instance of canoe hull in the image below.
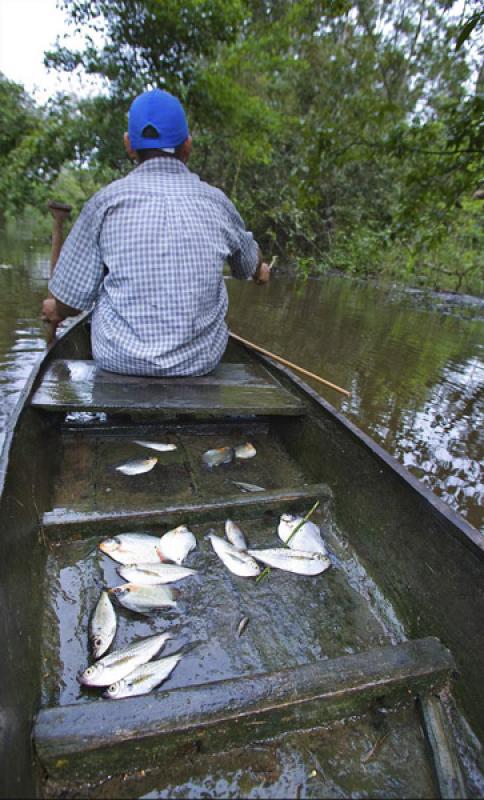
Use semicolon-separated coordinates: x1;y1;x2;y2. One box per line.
0;315;482;798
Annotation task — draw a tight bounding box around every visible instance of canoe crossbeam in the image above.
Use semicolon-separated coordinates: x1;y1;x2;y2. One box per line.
34;637;454;783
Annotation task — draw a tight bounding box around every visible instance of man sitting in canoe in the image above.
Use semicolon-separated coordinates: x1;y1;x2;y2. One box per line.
41;88;270;375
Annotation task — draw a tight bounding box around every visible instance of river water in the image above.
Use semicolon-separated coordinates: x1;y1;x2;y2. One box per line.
1;235;483;531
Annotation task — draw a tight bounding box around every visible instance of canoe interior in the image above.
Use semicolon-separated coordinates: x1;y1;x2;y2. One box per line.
0;317;482;798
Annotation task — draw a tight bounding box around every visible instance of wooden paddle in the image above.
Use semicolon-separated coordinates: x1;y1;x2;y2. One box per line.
45;200;72;343
229;331;351;398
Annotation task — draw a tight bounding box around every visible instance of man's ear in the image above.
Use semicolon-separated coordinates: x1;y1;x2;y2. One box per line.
179;135;192;163
124;132;137;161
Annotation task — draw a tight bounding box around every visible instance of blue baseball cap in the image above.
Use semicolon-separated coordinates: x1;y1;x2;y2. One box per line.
128;89;189;152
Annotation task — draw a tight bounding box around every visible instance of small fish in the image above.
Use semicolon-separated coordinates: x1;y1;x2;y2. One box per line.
157;525;196;565
110;583;177;613
133;441;177;452
234;442;256;459
104;653;182;699
118;563;197;585
116;457;157;475
78;632;170;687
231;481;266;493
202;447;233;467
90;590;117;659
225;519;248;551
207;533;260;577
237;616;250;637
278;514;328;555
247;548;331;576
99;533;163;565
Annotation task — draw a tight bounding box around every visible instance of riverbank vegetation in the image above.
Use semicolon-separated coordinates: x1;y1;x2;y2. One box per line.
0;1;482;294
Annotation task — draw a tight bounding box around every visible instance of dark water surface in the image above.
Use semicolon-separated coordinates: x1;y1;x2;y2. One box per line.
0;234;482;530
228;278;483;532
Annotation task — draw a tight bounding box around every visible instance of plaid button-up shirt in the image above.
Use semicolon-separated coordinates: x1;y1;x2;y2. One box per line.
49;158;259;375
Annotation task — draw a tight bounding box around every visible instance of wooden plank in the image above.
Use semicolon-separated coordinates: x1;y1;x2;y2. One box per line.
31;360;304;416
35;638;454;783
42;483;331;539
419;694;466;799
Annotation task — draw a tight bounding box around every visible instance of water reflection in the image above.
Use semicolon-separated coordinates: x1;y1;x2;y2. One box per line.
228;278;483;531
0;237;50;452
0;233;482;531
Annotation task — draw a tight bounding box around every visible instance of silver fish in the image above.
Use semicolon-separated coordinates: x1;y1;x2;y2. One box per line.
247;548;331;576
78;632;170;687
237;616;250;637
99;533;163;565
116;457;157;475
234;442;256;459
278;514;328;555
133;440;177;452
157;525;196;565
118;563;197;585
231;481;266;493
207;533;260;577
90;590;117;659
225;519;248;551
202;447;233;467
104;653;182;699
110;583;177;613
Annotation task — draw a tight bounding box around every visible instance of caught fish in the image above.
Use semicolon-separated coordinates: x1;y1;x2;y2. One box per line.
234;442;256;459
110;583;177;613
202;447;233;467
225;519;248;551
78;632;170;687
231;481;266;493
99;533;163;565
104;653;182;699
207;533;260;577
118;563;197;585
116;457;157;476
237;616;250;637
90;590;117;659
133;441;177;452
248;548;331;576
157;525;196;565
278;513;327;555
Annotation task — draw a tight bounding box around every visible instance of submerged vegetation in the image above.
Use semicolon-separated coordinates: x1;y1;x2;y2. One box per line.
0;0;482;294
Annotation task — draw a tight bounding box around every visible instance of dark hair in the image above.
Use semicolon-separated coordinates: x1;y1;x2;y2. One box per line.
135;123;185;163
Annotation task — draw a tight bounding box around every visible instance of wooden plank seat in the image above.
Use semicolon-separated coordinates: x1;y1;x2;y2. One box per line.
30;360;305;416
35;637;454;783
42;483;332;540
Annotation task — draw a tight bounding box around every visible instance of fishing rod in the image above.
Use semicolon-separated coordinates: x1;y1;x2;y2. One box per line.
229;332;351;398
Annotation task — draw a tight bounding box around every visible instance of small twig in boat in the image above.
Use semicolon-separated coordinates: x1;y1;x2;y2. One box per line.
362;732;389;763
284;500;320;547
256;566;271;584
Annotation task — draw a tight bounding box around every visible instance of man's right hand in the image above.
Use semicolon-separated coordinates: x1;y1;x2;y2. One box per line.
253;261;271;285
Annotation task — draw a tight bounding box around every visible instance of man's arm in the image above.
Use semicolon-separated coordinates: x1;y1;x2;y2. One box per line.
41;193;105;336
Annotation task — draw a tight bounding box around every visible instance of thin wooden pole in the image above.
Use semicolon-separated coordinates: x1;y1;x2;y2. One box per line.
48;200;72;276
229;331;351;398
46;200;72;344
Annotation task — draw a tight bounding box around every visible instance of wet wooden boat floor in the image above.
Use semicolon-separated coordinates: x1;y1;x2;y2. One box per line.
50;422;307;514
40;506;393;709
44;706;437;799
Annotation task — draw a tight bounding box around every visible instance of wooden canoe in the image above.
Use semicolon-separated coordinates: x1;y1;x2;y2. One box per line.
0;314;482;799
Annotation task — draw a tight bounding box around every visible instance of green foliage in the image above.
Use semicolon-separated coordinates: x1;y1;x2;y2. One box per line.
1;0;482;295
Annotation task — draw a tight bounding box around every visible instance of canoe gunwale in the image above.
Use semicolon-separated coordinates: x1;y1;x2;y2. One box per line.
0;313;90;499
